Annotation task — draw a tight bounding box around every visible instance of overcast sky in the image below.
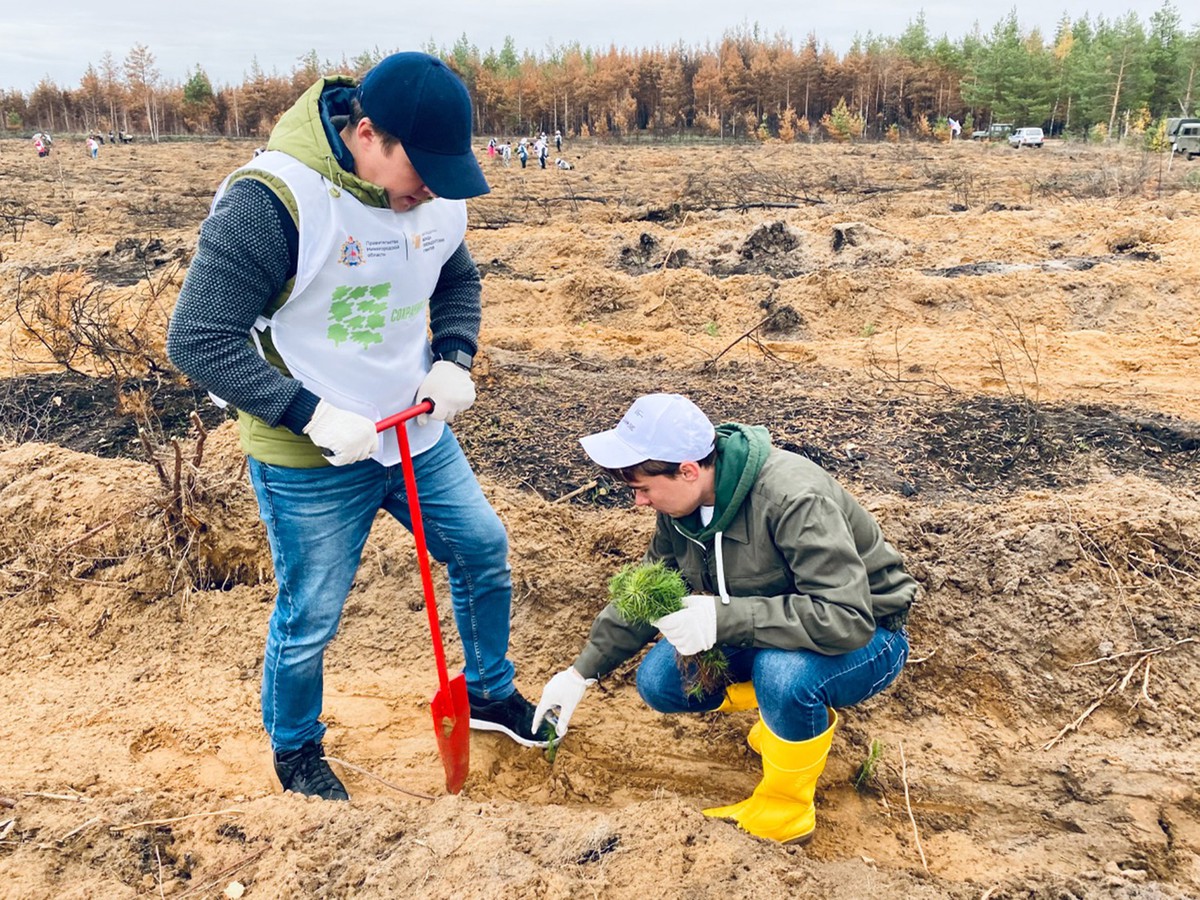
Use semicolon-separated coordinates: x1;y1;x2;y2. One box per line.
2;1;1189;93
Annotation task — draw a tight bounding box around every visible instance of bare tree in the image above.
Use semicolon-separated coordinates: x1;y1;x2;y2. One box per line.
100;51;123;133
124;43;160;141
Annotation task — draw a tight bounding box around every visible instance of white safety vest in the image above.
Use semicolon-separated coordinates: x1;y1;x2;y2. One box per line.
216;150;468;466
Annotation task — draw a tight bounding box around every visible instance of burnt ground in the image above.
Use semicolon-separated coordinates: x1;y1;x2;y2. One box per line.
461;360;1200;505
2;358;1196;508
0;371;231;455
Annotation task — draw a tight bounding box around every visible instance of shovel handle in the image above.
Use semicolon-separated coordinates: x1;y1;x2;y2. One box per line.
375;400;433;433
377;402;453;696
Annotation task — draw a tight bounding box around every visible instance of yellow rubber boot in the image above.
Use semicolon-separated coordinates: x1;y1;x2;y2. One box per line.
704;710;839;843
746;719;763;755
715;681;758;713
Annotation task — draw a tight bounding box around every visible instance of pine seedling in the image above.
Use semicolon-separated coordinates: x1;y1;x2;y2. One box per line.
608;561;730;700
854;738;884;791
609;561;688;623
544;718;560;764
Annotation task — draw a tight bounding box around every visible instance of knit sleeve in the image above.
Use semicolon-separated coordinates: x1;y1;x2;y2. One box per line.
167;178;319;433
427;240;481;358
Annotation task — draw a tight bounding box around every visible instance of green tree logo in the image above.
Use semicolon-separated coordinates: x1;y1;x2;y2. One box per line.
327;283;392;347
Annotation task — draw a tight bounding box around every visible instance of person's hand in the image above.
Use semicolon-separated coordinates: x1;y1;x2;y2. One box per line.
533;667;593;737
652;595;718;656
416;360;475;426
303;399;379;466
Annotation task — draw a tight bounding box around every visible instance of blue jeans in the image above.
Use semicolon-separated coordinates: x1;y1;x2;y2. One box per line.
248;427;516;752
636;627;909;741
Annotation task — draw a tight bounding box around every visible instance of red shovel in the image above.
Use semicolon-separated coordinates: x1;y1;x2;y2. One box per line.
376;402;470;794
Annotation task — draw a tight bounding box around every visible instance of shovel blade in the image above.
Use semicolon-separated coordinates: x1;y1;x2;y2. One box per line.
431;673;471;794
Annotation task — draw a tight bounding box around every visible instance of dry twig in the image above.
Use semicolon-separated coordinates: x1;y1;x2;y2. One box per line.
109;808;244;832
552;480;598;504
59;816;104;843
898;741;929;873
23;792;92;804
1070;637;1195;668
323;755;435;801
154;845;165;899
1042;638;1196;750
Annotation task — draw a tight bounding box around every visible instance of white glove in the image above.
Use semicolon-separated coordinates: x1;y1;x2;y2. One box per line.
415;360;475;426
652;595;718;656
532;667;594;737
303;398;379;466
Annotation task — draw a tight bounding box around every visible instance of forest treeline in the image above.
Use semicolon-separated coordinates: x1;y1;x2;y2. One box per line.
4;6;1198;144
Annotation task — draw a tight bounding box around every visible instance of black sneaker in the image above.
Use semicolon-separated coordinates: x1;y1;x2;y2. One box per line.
273;741;349;801
468;690;554;748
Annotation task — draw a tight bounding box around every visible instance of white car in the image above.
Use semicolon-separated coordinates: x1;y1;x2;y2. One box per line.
1008;127;1045;148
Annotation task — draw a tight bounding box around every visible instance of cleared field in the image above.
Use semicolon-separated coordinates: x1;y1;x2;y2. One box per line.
0;136;1198;898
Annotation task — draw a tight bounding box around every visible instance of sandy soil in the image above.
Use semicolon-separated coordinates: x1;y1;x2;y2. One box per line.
0;136;1198;899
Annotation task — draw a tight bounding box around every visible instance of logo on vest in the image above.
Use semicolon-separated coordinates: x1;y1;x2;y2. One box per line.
327;283;391;348
417;229;445;253
338;236;365;267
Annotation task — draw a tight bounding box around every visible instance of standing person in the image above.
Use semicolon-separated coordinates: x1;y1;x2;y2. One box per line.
554;129;562;152
33;134;47;157
87;136;99;159
167;51;552;803
534;394;916;843
948;117;961;139
538;139;549;169
517;139;528;169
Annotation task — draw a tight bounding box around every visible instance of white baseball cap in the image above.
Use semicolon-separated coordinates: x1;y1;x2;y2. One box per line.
580;394;716;468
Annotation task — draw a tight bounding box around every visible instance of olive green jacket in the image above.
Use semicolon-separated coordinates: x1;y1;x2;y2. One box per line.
572;429;917;680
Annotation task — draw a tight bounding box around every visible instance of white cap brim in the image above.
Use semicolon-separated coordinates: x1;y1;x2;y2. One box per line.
579;430;649;469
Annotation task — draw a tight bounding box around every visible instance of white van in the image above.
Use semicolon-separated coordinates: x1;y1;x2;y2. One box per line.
1008;127;1045;148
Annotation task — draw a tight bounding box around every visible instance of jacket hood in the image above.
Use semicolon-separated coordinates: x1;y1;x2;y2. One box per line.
266;76;389;208
672;423;771;542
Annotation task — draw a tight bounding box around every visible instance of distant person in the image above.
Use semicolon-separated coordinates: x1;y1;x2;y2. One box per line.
487;137;496;158
109;130;116;144
500;142;512;166
537;139;548;169
555;157;572;170
517;139;528;169
86;136;99;159
166;51;552;803
554;129;562;151
948;117;961;139
33;134;48;158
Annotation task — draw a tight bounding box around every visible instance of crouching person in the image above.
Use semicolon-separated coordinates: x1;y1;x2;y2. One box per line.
534;393;917;842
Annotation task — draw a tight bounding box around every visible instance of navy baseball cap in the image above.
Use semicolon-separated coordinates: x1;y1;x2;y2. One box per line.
357;52;490;200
